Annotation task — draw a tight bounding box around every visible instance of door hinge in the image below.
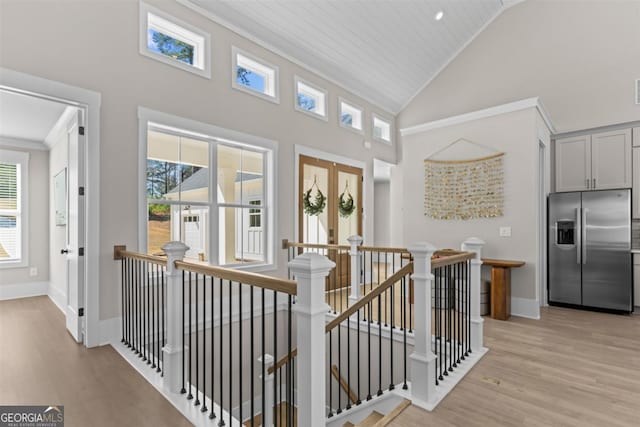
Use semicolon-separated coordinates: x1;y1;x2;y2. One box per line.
79;126;85;135
78;308;84;317
79;248;85;256
79;186;85;196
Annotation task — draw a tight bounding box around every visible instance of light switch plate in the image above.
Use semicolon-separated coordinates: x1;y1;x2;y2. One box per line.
499;226;512;237
29;267;38;277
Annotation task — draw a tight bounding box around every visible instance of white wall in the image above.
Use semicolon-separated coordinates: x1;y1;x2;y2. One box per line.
0;141;49;288
398;0;640;134
373;181;390;247
394;108;540;305
0;0;397;320
48;122;69;309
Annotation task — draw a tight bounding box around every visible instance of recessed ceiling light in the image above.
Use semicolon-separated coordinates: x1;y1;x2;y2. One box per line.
435;10;444;21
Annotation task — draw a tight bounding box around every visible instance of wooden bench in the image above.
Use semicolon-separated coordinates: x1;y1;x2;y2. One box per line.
481;258;525;320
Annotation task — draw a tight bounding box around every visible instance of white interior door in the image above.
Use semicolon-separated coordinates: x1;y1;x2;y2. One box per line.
65;110;86;342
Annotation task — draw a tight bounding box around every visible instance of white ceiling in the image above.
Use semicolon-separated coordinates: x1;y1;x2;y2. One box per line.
182;0;510;114
0;90;68;143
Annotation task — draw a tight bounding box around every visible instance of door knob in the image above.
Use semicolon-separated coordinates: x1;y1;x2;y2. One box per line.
60;249;69;254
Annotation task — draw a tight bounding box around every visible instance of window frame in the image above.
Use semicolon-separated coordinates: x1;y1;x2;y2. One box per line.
372;113;393;145
293;76;328;121
0;149;29;269
139;1;212;79
231;46;280;104
139;107;277;272
338;97;364;135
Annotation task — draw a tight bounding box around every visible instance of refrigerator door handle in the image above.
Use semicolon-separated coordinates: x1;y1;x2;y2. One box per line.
582;208;588;265
575;208;581;264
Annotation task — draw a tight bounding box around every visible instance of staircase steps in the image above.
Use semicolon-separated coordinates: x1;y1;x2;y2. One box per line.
243;402;297;427
342;399;411;427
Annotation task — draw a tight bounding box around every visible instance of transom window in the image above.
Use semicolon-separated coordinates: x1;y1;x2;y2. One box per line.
139;2;211;78
0;149;28;268
232;47;279;103
339;98;364;133
372;114;392;144
294;76;327;120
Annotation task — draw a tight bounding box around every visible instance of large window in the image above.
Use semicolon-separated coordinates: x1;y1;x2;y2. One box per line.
139;2;211;78
0;149;28;267
232;47;280;103
143;116;275;269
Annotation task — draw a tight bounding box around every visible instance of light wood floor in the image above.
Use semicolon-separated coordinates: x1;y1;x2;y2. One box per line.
0;296;191;427
390;306;640;427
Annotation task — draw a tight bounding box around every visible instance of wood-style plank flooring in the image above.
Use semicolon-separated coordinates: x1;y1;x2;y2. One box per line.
0;296;191;427
390;306;640;427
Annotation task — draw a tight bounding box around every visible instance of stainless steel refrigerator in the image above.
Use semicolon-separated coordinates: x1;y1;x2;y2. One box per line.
548;189;632;312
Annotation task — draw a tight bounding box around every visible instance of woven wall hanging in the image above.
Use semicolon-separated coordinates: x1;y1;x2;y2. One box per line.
424;139;504;220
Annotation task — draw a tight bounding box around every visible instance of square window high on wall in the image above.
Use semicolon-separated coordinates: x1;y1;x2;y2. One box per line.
339;98;364;134
294;76;328;120
0;149;29;268
232;47;280;103
372;114;392;144
139;2;211;78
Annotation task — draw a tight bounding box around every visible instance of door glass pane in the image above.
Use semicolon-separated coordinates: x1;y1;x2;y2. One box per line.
219;207;264;265
337;171;359;245
218;145;264;205
302;164;329;244
147;130;209;203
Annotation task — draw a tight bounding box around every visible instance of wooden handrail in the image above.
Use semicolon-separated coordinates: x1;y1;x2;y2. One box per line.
174;260;297;296
331;364;358;404
267;348;297;375
432;251;475;269
325;262;414;333
113;245;167;266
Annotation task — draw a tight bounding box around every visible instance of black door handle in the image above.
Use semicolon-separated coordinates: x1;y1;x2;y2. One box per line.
60;249;69;254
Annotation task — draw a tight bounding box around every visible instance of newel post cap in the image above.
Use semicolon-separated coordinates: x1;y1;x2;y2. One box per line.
463;237;485;247
347;235;363;245
161;241;190;256
288;252;336;277
408;242;437;256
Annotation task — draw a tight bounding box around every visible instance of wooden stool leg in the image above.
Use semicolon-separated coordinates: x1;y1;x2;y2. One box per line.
490;267;511;320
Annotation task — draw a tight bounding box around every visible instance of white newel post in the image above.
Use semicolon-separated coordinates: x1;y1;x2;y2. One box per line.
258;354;275;427
462;237;485;352
347;235;363;306
161;241;189;393
289;253;335;427
408;242;437;406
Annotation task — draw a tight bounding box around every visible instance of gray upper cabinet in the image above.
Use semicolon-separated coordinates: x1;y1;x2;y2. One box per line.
555;134;591;192
556;129;631;192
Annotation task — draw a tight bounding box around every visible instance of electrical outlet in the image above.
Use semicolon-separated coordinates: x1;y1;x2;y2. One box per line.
29;267;38;277
499;226;512;237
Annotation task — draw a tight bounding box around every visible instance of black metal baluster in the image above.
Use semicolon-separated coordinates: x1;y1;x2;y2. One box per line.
346;306;351;411
446;265;451;375
337;312;342;414
367;299;372;401
383;252;387;327
121;258;125;344
370;251;373;295
437;267;442;384
260;288;265;427
273;290;277;426
402;275;408;390
181;271;186;394
229;280;233;425
467;260;471;355
137;260;141;357
287;294;292;425
151;264;156;369
238;282;243;423
219;278;225;427
195;273;200;406
249;285;254;425
143;261;147;363
389;281;395;391
328;328;333;417
377;294;382;396
357;306;361;405
161;266;165;374
127;258;132;348
201;275;207;413
147;261;151;364
187;272;193;400
210;277;216;420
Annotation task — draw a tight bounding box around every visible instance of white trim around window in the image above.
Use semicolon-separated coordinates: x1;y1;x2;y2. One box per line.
139;1;211;79
338;97;364;135
0;149;29;269
372;113;393;145
231;46;280;104
293;75;328;121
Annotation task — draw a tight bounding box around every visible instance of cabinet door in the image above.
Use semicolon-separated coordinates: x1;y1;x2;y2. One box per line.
592;129;632;190
555;135;591;192
634;148;640;219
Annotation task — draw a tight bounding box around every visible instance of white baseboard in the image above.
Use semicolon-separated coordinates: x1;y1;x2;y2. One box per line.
99;316;121;346
0;281;49;300
511;297;540;320
47;285;66;314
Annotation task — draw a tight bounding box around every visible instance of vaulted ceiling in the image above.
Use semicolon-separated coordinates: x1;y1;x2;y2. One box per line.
182;0;515;114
